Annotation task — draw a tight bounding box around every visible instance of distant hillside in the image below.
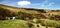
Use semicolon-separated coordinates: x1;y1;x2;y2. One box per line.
0;4;60;20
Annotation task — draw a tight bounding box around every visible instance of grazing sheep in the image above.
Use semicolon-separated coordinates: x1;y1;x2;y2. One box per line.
6;17;15;20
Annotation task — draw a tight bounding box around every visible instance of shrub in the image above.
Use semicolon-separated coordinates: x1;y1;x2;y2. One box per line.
40;19;60;28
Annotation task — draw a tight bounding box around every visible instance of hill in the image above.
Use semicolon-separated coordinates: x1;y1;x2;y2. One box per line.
0;4;60;28
0;4;60;20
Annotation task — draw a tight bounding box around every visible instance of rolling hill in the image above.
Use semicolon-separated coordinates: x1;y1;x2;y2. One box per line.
0;4;60;20
0;4;60;28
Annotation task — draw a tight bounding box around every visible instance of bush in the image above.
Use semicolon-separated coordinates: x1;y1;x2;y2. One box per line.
40;19;60;28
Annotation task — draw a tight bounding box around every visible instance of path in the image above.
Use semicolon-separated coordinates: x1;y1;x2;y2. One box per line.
26;21;55;28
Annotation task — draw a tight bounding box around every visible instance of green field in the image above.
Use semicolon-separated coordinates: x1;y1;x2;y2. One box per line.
0;20;28;28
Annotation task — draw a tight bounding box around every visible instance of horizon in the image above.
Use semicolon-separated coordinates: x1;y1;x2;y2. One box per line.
0;0;60;10
0;4;59;10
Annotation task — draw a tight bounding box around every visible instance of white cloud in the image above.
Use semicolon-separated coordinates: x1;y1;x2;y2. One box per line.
17;0;55;9
18;1;31;6
42;0;48;4
27;0;55;7
48;2;55;6
40;0;55;7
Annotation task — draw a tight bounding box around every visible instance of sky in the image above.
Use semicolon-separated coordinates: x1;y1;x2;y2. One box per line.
0;0;60;9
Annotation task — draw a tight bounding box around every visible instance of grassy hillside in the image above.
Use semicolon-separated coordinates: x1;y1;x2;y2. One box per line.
0;4;60;28
0;20;28;28
0;4;60;19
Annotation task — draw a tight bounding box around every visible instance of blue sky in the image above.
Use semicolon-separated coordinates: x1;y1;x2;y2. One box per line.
0;0;60;9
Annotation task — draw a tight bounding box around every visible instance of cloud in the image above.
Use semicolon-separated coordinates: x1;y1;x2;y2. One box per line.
35;0;55;7
17;0;55;9
24;0;55;7
42;0;48;4
43;0;55;7
48;2;55;6
18;1;31;6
